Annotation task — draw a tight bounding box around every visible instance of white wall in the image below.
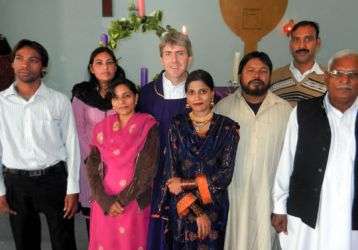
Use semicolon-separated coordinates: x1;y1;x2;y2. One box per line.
1;0;357;96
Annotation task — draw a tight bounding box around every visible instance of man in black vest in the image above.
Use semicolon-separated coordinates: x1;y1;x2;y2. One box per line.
271;50;358;250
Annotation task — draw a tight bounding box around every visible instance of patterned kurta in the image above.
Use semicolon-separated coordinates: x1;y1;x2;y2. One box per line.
88;113;157;250
158;113;239;250
215;90;292;250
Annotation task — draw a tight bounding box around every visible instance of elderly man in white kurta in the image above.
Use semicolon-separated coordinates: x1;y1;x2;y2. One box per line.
272;50;358;250
216;51;292;250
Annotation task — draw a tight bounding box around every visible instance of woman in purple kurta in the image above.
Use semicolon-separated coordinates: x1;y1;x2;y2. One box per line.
71;47;125;233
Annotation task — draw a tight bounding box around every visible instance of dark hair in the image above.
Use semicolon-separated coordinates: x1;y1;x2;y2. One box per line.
185;69;214;92
107;77;139;100
291;20;320;38
238;51;273;75
88;47;126;84
12;39;49;67
0;35;12;55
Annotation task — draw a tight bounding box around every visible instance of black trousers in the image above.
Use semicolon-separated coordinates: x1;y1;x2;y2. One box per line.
4;165;77;250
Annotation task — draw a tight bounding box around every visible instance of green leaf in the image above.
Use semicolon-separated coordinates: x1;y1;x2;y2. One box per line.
106;3;170;49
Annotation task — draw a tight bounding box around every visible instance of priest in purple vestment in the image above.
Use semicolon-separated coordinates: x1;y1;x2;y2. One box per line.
137;30;193;250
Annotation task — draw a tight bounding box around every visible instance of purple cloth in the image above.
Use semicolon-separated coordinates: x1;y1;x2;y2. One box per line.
137;71;186;147
137;71;186;250
214;86;238;99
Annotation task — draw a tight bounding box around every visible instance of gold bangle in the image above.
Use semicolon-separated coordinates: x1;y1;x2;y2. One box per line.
180;179;197;190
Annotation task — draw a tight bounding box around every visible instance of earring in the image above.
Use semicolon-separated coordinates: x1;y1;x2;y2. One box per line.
210;99;214;107
186;103;190;109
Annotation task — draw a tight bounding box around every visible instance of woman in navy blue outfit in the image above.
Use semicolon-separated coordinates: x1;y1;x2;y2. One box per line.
156;70;239;250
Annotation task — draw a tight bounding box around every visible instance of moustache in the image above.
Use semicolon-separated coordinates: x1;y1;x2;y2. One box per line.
295;49;309;54
248;79;265;85
337;85;353;90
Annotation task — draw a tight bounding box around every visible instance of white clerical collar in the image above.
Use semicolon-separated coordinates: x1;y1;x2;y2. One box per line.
162;73;186;99
289;61;324;82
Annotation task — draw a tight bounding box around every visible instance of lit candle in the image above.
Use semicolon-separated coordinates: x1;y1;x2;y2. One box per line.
140;67;148;87
136;0;145;17
232;52;240;84
181;25;187;35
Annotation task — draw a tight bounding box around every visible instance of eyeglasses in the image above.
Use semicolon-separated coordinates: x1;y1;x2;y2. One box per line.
328;70;358;81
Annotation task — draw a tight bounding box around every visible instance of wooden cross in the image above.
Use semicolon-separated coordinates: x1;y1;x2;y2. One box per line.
102;0;113;17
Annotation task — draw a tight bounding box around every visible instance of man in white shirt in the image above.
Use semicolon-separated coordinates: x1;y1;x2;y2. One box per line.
0;39;80;250
271;20;326;105
272;49;358;250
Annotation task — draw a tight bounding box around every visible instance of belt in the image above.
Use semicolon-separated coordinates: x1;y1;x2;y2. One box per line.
3;161;66;177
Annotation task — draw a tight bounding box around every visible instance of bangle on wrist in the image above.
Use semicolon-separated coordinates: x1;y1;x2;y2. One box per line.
181;179;197;190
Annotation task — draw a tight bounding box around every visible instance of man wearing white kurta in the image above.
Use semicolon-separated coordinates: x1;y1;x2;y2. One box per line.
272;50;358;250
216;51;292;250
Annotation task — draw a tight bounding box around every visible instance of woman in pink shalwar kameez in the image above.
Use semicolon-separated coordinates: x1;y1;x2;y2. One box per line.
86;78;159;250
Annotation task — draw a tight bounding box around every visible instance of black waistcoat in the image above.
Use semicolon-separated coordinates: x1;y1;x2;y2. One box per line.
287;96;358;229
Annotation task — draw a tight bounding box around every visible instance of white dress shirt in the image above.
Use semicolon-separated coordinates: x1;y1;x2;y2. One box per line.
0;82;80;195
162;73;186;99
273;95;358;250
289;61;324;82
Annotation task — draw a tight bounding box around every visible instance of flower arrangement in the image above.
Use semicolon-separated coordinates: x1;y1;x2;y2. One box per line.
102;2;176;49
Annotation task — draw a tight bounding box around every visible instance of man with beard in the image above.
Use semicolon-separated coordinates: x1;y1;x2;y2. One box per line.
0;39;80;250
271;21;326;106
215;51;292;250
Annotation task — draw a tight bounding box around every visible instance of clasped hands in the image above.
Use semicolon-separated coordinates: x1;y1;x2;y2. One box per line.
166;177;183;195
166;177;197;195
108;201;124;217
166;177;211;240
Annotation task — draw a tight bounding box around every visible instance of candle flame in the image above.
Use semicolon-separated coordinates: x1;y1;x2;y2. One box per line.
181;25;187;35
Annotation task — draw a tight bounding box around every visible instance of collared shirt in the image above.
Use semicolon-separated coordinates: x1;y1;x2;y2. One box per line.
162;73;186;99
0;82;80;195
289;61;324;82
273;95;358;250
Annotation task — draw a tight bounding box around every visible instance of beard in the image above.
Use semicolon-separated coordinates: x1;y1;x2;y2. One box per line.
240;79;270;96
16;70;42;84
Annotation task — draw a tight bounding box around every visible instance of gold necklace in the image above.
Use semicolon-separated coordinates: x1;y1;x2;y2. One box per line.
189;111;213;134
